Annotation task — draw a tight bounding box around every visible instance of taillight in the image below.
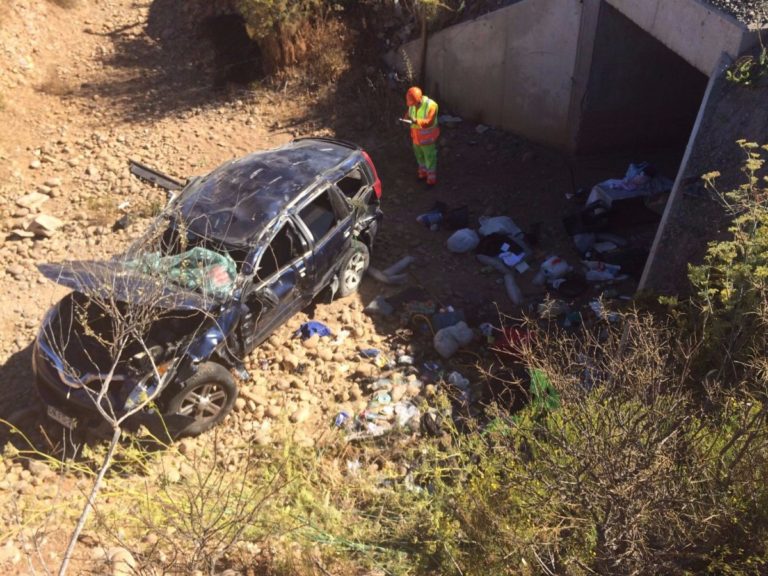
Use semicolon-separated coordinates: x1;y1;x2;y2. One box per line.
362;150;382;199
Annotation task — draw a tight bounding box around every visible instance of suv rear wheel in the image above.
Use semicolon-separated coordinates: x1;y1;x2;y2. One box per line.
337;240;369;297
164;362;237;437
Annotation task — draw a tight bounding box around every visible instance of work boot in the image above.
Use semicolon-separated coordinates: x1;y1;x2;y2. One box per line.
427;174;437;186
417;168;427;180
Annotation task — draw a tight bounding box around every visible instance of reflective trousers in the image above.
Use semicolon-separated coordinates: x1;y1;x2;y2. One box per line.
413;143;437;181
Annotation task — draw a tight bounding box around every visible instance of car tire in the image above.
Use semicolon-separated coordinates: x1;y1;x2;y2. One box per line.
163;362;238;437
337;239;370;297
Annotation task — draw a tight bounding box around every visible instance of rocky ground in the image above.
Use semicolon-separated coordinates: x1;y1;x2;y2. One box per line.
0;0;675;573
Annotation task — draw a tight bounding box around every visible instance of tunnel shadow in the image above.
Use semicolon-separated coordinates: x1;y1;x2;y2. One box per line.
69;0;263;122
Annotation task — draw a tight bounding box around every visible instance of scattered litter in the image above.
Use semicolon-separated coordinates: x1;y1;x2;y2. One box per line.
394;402;420;428
534;256;572;285
364;296;394;316
529;369;560;412
439;114;463;127
447;371;470;390
586;162;673;208
416;207;444;230
423;361;441;372
295;321;332;340
334;411;351;428
563;311;582;328
346;459;361;474
432;306;465;331
384;255;416;277
370;378;392;391
589;299;620;322
499;251;525;268
331;330;350;346
538;299;570;319
475;124;489;134
552;272;589;298
433;321;474;359
397;354;414;365
476;254;510;275
514;261;530;274
504;273;524;305
367;255;415;285
583;261;628;283
446;228;480;253
359;348;380;359
479;323;495;340
421;410;443;436
492;326;533;357
478;215;522;238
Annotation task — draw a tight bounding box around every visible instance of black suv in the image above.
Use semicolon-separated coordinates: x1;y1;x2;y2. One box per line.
33;138;383;437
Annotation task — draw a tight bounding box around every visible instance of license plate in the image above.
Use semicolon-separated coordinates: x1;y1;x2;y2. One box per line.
47;405;77;429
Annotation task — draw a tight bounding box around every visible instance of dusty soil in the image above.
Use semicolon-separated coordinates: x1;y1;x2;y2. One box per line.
0;0;678;572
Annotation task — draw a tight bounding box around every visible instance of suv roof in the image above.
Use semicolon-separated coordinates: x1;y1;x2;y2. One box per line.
177;138;360;246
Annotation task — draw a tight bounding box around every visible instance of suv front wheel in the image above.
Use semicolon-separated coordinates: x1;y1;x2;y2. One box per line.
164;362;238;437
337;240;370;297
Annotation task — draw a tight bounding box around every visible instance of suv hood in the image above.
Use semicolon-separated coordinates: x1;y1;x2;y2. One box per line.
38;260;219;310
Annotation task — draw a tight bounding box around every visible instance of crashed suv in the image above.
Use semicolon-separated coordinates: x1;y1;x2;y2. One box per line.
33;138;383;437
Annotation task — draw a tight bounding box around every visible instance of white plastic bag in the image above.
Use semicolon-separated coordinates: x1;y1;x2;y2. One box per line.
478;216;522;238
446;228;480;253
433;321;474;358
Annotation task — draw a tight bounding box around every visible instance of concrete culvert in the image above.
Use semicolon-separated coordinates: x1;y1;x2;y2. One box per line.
202;14;263;86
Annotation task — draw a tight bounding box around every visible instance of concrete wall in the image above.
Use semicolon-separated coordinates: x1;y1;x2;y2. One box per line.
402;0;582;148
573;3;709;153
605;0;756;74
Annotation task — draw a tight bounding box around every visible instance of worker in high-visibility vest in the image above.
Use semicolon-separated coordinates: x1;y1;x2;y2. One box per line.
404;86;440;186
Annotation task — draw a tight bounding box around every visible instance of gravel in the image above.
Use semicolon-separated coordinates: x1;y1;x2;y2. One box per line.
705;0;768;26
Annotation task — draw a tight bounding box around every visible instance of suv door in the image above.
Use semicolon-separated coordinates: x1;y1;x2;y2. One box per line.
331;161;381;244
238;219;312;352
294;185;353;295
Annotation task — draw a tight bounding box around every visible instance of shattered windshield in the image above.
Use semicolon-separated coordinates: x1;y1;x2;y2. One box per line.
124;246;237;299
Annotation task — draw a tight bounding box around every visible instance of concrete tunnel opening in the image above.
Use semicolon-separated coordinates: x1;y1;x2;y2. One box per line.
568;2;711;290
202;13;263;86
573;3;709;155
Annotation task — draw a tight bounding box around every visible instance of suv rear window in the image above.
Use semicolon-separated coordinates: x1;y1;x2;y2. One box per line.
336;167;366;198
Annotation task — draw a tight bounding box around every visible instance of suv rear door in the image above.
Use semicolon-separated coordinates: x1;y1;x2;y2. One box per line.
294;185;354;296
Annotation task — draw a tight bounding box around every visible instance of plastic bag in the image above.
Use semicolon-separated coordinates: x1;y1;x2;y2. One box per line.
446;228;480;253
478;216;522;238
433;321;474;358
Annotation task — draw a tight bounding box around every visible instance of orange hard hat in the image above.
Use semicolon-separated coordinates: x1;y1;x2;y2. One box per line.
406;86;423;106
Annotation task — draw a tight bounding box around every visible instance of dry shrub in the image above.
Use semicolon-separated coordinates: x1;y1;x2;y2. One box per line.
298;15;351;84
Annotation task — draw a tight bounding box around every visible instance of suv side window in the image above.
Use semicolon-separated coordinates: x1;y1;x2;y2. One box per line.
298;190;338;241
256;223;301;281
